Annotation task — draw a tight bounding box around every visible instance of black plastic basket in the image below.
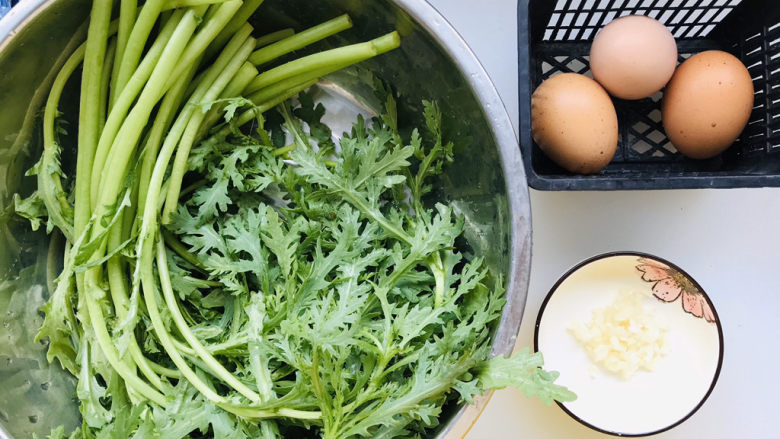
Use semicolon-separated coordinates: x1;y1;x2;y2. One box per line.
518;0;780;190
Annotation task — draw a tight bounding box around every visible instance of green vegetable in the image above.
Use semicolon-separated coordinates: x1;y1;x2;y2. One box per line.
9;0;574;437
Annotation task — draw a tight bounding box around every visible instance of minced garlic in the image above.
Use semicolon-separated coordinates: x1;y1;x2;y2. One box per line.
568;291;667;379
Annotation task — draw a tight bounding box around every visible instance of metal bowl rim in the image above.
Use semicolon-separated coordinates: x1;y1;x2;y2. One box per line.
0;1;532;437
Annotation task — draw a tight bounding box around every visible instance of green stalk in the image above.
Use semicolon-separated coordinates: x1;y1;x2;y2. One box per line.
135;49;305;403
247;31;400;94
164;0;231;9
33;20;121;231
166;0;243;88
430;251;445;308
203;0;264;60
168;23;254;144
74;0;112;235
160;8;173;24
109;0;137;107
149;362;180;378
106;218;169;390
271;143;296;157
171;337;198;357
83;279;167;405
161;35;257;223
136;64;198;221
96;8;203;218
141;239;225;404
248;14;352;66
156;238;262;403
218;404;322;421
279;101;313;151
45;232;62;296
91;11;184;207
80;10;205;401
194;23;255;98
195;61;258;141
39;44;86;242
193;333;250;354
247;66;336;104
309;349;329;421
162;228;203;269
113;0;167;98
98;38;117;131
255;28;295;48
6;20;88;173
138;98;228;406
213;79;318;139
72;0;110;378
332;184;412;246
178;16;251;105
140;105;200;249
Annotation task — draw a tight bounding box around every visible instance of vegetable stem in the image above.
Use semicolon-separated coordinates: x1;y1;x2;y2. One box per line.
109;0;137;107
136;63;197;220
97;8;203;217
156;238;262;403
213;78;317;138
165;0;243;88
255;28;295;48
39;44;86;241
248;14;353;66
430;251;445;308
137;63;230;407
162;33;257;223
162;228;204;269
114;0;166;98
194;61;259;140
218;404;323;421
164;0;231;10
98;38;117;130
272;143;296;157
247;31;400;94
91;11;185;206
74;0;113;234
203;0;265;60
106;222;168;391
83;278;167;405
141;235;226;404
5;20;88;176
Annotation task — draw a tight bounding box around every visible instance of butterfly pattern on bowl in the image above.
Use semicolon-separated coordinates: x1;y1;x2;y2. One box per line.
635;257;716;323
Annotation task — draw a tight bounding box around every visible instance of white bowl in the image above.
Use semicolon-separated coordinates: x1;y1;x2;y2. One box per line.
534;252;723;436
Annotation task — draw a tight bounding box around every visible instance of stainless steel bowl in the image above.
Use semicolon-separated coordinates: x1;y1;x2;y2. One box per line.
0;1;531;437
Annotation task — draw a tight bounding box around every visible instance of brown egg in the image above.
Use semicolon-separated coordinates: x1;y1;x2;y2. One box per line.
662;50;754;159
531;73;618;174
590;15;678;100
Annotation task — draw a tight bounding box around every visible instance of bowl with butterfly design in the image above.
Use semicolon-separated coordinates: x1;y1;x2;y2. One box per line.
534;251;723;437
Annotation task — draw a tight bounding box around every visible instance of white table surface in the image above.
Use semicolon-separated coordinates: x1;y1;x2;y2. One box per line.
426;1;780;438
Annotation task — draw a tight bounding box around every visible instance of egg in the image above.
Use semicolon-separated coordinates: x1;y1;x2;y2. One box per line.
662;50;754;159
531;73;618;174
589;15;678;100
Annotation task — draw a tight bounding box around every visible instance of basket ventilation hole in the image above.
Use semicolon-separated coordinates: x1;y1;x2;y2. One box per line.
542;0;744;41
